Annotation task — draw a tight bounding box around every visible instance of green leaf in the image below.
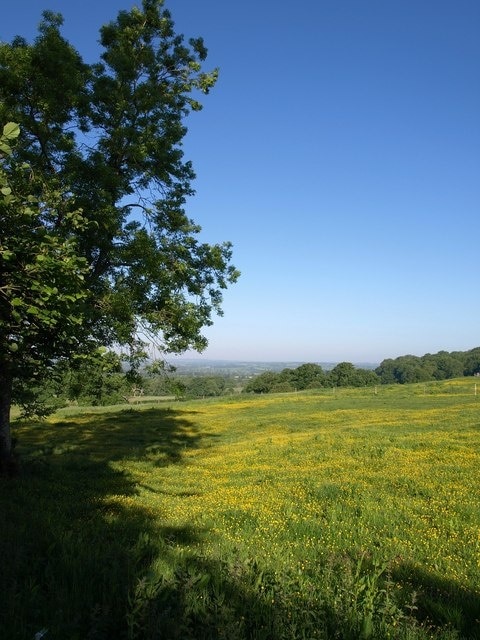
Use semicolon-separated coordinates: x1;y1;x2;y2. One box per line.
3;122;20;140
26;306;41;316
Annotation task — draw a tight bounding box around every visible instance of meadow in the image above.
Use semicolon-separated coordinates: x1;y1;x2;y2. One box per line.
1;379;479;639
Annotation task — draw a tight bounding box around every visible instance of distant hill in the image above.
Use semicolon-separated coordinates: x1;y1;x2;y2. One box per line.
168;359;379;376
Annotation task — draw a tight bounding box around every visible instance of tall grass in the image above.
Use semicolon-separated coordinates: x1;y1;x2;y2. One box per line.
1;381;479;639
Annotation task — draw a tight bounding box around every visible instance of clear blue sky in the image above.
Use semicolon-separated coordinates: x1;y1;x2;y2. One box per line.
2;1;479;363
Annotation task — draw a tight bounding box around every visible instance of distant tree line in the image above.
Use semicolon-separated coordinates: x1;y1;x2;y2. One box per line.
36;347;480;407
244;362;378;394
244;347;480;395
375;347;480;384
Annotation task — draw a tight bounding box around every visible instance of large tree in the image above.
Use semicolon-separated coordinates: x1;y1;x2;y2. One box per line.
0;1;238;467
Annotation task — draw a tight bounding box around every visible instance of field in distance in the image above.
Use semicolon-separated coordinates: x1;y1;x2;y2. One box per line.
2;378;479;639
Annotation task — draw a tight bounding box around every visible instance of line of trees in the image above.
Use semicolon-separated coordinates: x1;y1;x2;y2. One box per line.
23;346;480;407
243;347;480;395
375;347;480;384
244;362;378;394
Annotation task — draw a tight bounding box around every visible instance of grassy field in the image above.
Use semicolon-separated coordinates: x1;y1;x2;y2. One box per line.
1;380;479;639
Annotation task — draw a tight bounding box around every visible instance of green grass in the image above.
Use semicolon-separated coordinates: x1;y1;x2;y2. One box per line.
1;380;479;639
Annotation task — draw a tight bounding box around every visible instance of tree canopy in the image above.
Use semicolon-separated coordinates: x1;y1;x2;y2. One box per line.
375;348;479;384
244;362;378;394
0;0;239;467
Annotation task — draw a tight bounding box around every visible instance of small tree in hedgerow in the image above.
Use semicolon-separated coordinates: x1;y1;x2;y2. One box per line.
0;1;239;470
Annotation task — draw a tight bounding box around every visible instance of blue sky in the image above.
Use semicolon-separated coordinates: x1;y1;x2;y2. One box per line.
2;1;479;363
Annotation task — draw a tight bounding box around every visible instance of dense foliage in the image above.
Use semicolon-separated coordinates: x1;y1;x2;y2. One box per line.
0;123;91;422
375;347;480;384
242;348;480;395
0;1;238;463
244;362;379;394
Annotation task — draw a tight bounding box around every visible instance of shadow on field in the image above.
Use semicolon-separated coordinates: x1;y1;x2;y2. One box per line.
2;406;336;640
4;407;477;639
393;561;480;639
1;407;343;640
0;407;217;639
33;407;212;464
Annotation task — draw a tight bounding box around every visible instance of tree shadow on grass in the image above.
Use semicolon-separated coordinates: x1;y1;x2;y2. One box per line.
392;561;480;639
5;407;474;639
2;407;339;640
23;407;214;464
0;407;217;639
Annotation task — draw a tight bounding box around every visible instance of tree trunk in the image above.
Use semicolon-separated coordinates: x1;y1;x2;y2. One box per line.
0;365;13;474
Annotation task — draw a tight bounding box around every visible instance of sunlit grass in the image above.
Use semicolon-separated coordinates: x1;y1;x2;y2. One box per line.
3;381;480;639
